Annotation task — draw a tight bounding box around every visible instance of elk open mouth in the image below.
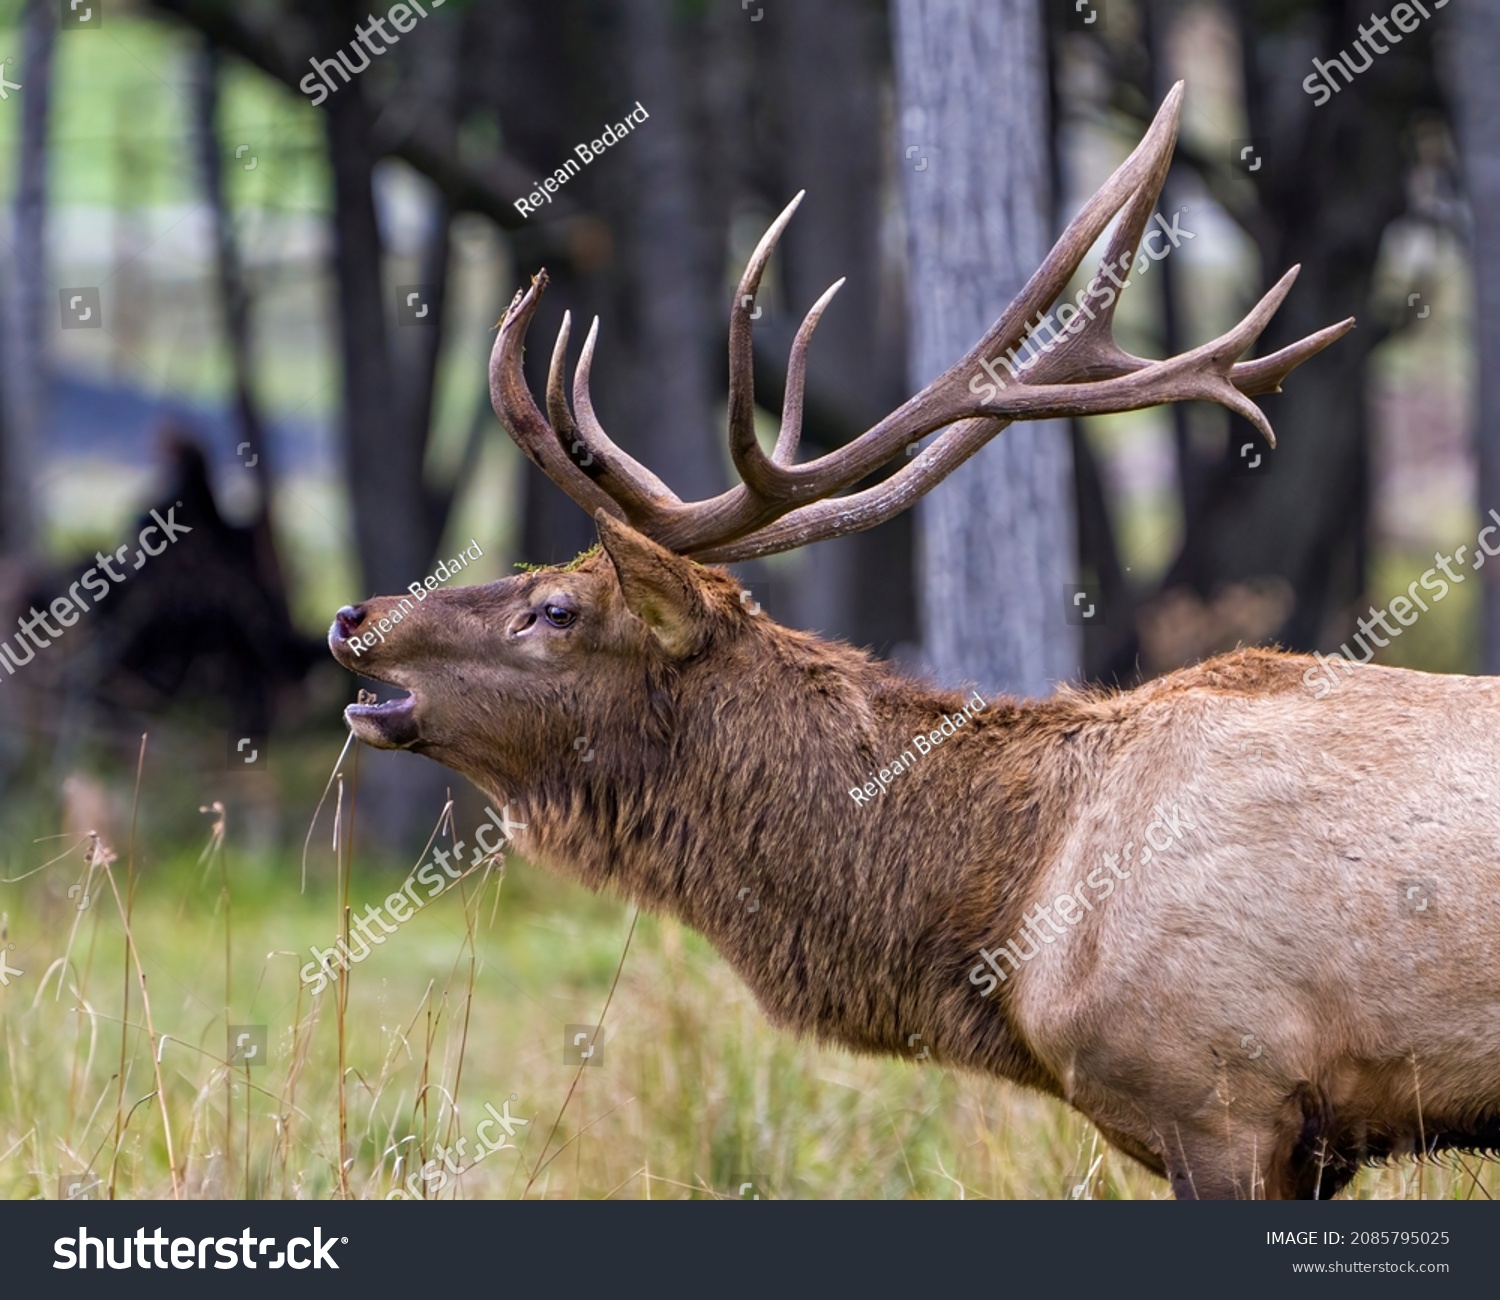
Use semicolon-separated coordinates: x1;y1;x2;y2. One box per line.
329;604;422;749
344;688;420;750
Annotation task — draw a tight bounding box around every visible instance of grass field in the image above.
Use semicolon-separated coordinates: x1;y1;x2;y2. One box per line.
2;737;1498;1203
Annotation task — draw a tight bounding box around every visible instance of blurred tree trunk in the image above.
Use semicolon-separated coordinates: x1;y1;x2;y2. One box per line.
1143;0;1194;514
765;0;915;654
487;0;734;565
893;0;1079;696
1157;0;1421;650
186;42;298;634
0;0;57;560
1454;2;1500;675
1045;6;1131;684
314;2;459;596
188;45;269;502
480;0;610;565
616;0;723;505
324;91;430;594
313;5;462;848
1084;0;1440;682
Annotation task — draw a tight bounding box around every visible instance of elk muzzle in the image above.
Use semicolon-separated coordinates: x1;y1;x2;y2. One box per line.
328;601;422;749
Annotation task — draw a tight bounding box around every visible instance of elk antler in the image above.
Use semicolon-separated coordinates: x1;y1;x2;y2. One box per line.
490;82;1354;563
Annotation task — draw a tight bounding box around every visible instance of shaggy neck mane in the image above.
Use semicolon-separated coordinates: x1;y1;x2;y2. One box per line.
497;617;1096;1094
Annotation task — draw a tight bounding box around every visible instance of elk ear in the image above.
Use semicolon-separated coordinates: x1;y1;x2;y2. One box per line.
595;512;711;659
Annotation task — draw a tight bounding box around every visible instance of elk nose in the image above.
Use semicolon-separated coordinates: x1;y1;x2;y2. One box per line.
335;604;367;638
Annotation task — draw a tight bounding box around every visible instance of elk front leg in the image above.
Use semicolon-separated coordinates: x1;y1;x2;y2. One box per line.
1079;1084;1316;1198
1159;1123;1283;1199
1154;1113;1355;1199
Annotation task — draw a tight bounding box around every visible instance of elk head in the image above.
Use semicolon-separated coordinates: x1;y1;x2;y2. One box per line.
329;518;753;793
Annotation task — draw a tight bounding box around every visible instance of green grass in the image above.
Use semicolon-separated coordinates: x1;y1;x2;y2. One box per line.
3;751;1498;1202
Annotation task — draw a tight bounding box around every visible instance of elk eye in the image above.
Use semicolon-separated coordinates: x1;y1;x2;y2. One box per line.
543;603;576;628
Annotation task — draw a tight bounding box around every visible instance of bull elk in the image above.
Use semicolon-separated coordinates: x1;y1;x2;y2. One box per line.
328;85;1486;1200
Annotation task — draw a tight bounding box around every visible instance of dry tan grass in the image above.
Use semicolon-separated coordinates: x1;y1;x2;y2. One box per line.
1;772;1496;1202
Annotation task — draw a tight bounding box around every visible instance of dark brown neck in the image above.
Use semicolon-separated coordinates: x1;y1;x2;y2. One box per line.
490;640;1082;1095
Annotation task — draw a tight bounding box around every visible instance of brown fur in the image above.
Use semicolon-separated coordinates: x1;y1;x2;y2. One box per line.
331;516;1500;1199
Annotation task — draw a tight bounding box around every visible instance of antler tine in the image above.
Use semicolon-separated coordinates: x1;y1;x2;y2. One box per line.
556;314;684;521
773;277;845;465
919;80;1188;403
1170;266;1309;447
1232;313;1357;396
490;273;622;521
727;191;808;498
1026;95;1181;384
545;308;581;445
966;266;1309;445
